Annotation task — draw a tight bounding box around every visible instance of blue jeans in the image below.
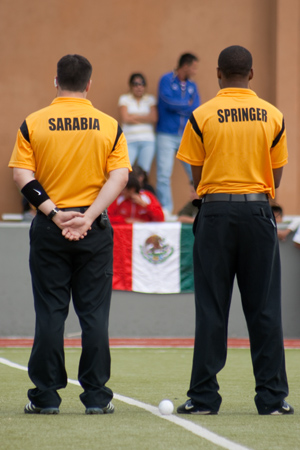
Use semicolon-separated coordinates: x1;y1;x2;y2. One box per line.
127;140;155;174
156;132;192;212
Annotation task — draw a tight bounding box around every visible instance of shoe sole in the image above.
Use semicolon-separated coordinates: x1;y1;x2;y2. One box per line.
177;410;218;415
24;407;59;415
85;404;115;415
259;411;294;415
268;408;294;415
258;400;294;415
40;408;60;414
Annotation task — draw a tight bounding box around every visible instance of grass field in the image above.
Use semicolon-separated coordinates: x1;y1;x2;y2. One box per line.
0;347;299;450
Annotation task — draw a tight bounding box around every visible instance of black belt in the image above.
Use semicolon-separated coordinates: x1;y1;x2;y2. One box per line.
37;206;90;215
37;207;109;229
59;206;90;213
202;193;268;203
59;207;108;218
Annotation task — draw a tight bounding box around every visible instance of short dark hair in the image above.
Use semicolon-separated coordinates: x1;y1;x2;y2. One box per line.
218;45;252;78
132;164;146;179
57;54;92;92
126;173;141;193
128;73;147;87
178;53;198;68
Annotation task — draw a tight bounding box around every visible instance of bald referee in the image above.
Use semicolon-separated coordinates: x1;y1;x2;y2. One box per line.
176;45;293;415
9;54;131;415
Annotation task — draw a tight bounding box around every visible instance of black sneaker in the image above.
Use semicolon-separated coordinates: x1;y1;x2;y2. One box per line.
269;401;294;415
24;401;59;415
177;399;218;415
85;402;115;415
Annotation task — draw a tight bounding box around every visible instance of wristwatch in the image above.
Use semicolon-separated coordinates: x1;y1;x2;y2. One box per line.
47;207;60;220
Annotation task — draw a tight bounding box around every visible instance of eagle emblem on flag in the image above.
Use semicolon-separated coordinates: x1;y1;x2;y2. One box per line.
140;234;174;264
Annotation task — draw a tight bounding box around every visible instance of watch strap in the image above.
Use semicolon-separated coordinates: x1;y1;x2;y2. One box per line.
47;207;60;220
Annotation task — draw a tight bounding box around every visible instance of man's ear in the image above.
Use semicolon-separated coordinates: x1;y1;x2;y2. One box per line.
249;68;254;81
86;79;92;92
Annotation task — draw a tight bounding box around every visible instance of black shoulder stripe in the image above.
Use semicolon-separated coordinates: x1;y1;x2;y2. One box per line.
189;113;203;142
112;124;123;152
20;120;30;143
271;118;285;148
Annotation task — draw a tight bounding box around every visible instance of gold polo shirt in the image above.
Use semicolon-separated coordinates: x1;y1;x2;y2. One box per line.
176;88;288;199
9;97;131;207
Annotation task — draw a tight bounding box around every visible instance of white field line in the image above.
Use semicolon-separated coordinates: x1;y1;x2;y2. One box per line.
0;357;252;450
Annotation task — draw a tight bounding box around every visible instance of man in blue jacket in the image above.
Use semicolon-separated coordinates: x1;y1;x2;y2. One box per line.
156;53;200;217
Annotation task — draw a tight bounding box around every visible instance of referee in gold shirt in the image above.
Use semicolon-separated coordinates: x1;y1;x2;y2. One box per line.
176;46;293;416
9;55;131;415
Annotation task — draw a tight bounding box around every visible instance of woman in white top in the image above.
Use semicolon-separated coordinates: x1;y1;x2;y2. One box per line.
118;73;157;174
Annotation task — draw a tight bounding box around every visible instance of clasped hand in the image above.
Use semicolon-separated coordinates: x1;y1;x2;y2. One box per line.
53;211;92;241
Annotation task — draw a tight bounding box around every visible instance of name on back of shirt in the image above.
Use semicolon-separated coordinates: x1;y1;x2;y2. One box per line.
48;117;100;131
217;108;267;123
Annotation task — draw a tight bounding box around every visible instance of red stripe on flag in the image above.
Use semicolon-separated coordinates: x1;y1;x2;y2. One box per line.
112;223;133;291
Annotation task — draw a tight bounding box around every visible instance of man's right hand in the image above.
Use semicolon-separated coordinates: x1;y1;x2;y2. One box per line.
60;215;93;241
52;211;87;241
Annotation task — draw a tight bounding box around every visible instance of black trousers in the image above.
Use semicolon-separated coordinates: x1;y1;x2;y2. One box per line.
188;200;289;414
27;212;114;408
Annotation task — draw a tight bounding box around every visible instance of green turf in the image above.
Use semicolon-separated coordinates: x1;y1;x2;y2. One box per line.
0;347;299;450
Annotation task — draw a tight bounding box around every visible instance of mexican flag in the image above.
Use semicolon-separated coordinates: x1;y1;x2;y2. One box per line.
112;222;194;294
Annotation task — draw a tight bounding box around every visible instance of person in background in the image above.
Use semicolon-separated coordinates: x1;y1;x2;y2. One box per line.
156;53;200;218
132;164;156;196
292;225;300;249
271;203;300;241
108;172;164;224
176;45;293;415
177;184;199;224
272;202;300;249
118;73;157;174
22;196;36;221
271;204;283;222
9;54;131;415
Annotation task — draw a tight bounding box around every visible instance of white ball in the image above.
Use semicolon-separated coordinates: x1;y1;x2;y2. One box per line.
158;399;174;415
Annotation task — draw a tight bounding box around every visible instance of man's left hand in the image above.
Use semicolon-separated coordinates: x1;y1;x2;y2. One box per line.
61;216;93;241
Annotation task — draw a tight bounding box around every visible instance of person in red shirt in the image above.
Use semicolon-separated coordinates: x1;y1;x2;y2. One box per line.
108;173;164;223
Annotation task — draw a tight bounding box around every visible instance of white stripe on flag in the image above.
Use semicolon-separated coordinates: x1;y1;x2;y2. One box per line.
132;222;181;293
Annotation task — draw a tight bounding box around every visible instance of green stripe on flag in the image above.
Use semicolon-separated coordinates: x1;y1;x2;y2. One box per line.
180;224;194;292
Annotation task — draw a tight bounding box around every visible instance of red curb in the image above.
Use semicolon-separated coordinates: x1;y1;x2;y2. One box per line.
0;337;299;348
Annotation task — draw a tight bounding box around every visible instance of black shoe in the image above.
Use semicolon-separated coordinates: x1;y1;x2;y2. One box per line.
263;401;294;416
24;401;59;415
177;399;218;415
85;401;115;415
